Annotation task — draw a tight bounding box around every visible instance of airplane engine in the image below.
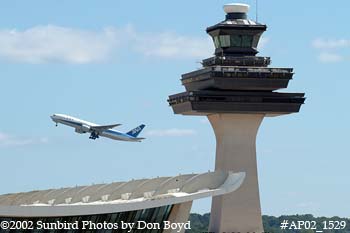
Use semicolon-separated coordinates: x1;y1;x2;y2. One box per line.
75;128;85;134
75;125;90;134
80;124;91;133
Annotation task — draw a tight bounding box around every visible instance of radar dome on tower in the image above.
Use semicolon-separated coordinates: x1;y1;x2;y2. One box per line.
223;3;250;14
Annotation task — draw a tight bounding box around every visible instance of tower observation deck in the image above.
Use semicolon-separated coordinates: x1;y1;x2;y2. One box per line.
168;3;305;233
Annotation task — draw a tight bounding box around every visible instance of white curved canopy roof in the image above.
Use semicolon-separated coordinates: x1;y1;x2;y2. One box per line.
0;171;245;217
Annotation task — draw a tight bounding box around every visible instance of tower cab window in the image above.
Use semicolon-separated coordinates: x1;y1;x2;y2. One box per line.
219;35;230;47
241;35;253;47
216;35;253;48
230;35;241;47
213;36;220;48
230;35;253;48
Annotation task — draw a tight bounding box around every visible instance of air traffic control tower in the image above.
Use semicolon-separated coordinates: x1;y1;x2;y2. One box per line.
168;3;305;233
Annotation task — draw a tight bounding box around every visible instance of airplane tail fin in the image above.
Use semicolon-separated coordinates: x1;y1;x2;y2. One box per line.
126;124;146;138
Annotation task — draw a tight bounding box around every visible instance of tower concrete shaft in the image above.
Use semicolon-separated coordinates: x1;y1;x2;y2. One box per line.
208;114;264;233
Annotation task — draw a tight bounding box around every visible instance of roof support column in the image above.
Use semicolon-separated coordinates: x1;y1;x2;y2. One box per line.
163;201;192;233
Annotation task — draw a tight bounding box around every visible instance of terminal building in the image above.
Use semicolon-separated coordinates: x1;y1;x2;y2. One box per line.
0;171;244;232
0;3;304;233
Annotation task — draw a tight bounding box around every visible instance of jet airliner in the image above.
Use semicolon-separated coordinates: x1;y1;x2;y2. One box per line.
50;114;145;142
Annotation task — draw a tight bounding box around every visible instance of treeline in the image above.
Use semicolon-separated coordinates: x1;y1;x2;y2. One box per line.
186;213;350;233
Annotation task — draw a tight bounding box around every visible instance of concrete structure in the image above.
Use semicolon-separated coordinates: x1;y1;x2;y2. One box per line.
168;3;305;233
208;114;264;232
0;171;245;233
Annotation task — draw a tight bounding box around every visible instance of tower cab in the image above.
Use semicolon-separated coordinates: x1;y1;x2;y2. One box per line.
206;3;266;56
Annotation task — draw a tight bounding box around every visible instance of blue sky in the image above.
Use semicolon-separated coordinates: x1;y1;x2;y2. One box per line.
0;0;349;217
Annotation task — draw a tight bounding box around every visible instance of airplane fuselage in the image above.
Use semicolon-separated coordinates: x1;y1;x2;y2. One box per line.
51;114;145;142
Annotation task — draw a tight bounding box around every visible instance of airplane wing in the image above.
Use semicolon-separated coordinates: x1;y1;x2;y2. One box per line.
90;124;122;132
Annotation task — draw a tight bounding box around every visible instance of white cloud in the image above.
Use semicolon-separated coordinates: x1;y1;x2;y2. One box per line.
258;37;269;50
318;52;343;63
296;201;319;209
312;38;350;63
199;118;208;124
0;25;119;64
146;128;196;137
0;132;48;147
0;24;213;64
312;38;350;49
133;32;213;59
